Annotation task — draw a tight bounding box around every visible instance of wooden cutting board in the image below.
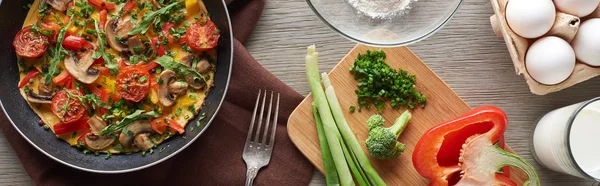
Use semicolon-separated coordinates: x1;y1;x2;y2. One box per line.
287;44;527;185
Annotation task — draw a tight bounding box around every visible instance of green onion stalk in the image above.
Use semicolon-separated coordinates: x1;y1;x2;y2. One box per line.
306;45;354;186
322;68;386;185
312;104;340;186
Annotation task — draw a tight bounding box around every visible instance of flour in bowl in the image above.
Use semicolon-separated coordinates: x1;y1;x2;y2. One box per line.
347;0;416;19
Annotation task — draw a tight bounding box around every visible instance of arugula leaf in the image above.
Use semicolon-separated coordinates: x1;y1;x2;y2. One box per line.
155;56;206;83
98;110;160;135
128;2;180;35
93;20;118;75
44;15;75;84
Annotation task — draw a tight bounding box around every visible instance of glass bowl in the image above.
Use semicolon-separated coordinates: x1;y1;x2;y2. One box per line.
307;0;463;47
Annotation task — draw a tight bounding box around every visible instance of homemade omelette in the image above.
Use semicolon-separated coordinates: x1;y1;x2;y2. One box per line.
13;0;220;155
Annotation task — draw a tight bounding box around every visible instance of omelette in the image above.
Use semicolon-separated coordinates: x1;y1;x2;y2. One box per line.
13;0;219;155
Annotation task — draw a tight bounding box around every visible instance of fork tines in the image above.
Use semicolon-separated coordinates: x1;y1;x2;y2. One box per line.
245;89;280;150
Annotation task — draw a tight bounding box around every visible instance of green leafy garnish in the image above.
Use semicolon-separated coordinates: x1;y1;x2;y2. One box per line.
98;110;160;135
155;56;206;83
349;50;427;110
93;20;118;75
128;2;180;35
44;14;75;85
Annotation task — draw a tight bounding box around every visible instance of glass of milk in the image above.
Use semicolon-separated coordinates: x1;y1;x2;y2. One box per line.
532;98;600;180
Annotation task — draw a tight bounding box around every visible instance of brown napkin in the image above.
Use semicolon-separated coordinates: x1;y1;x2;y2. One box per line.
0;0;315;185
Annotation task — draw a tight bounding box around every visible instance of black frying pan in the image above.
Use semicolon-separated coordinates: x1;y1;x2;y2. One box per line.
0;0;233;173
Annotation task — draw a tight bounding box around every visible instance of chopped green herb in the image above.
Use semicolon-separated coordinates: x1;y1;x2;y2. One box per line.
113;144;125;152
349;50;427;110
105;151;112;159
174;107;182;117
139;76;148;83
349;106;356;113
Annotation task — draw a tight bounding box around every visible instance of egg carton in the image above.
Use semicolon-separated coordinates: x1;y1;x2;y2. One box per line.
490;0;600;95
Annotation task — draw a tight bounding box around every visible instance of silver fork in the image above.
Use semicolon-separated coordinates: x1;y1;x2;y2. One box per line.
243;89;280;186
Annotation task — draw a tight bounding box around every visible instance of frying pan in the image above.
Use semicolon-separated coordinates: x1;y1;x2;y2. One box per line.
0;0;233;173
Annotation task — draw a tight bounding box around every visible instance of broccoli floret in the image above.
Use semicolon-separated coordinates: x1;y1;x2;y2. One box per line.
367;114;385;131
365;111;411;159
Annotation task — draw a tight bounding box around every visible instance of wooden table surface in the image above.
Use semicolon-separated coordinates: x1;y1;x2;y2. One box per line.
2;0;600;185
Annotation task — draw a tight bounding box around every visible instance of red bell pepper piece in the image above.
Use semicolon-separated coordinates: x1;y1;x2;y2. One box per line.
140;61;159;72
53;70;72;87
77;129;91;145
99;9;108;30
54;116;90;135
88;85;110;115
123;0;137;15
87;0;116;10
151;117;185;135
66;1;74;10
18;69;40;88
162;22;176;44
412;106;540;186
151;37;166;56
63;35;92;50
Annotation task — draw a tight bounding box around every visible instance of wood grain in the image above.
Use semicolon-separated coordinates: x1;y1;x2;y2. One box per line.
288;44;528;185
0;0;598;185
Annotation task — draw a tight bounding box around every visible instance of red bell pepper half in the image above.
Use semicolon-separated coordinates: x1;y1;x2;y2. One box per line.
412;106;540;186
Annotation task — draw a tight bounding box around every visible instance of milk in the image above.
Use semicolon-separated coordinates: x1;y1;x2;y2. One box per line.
532;99;600;180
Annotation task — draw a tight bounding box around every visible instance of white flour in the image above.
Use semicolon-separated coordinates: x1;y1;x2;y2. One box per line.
347;0;416;19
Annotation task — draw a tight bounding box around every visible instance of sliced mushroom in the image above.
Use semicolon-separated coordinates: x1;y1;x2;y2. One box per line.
26;90;53;104
128;35;144;55
45;0;70;12
88;115;107;134
134;133;154;151
181;54;195;67
158;70;178;107
185;75;206;90
64;51;99;84
85;134;115;151
195;58;212;74
118;120;154;148
105;19;132;52
168;81;188;96
38;76;56;96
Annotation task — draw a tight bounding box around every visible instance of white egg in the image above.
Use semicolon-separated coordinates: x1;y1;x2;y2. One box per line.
572;19;600;66
554;0;600;17
526;36;575;85
506;0;556;38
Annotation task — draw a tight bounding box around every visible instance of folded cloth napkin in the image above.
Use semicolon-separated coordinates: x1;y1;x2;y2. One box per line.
0;0;315;185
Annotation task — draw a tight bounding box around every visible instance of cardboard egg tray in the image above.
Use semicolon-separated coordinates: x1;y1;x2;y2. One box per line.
490;0;600;95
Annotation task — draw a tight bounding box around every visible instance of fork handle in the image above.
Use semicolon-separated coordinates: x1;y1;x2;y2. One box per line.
245;167;258;186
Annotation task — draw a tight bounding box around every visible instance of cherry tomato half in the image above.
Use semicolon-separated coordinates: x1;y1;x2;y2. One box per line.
116;66;150;102
51;89;85;124
13;26;48;58
184;20;220;52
